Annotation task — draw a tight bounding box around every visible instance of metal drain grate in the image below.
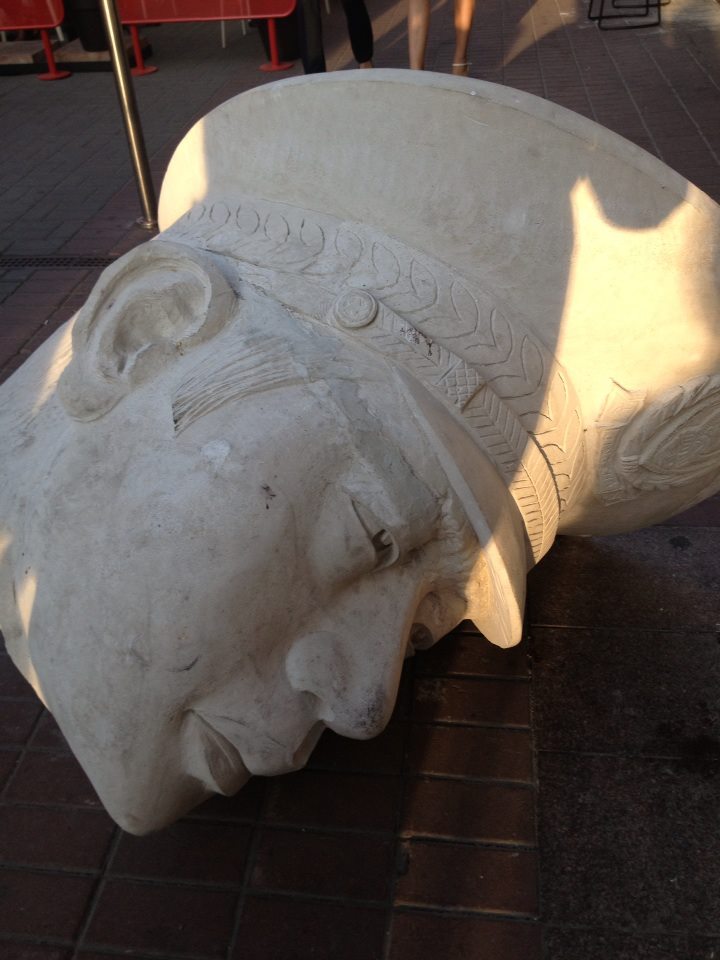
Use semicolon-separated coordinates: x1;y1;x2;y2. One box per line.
0;256;117;269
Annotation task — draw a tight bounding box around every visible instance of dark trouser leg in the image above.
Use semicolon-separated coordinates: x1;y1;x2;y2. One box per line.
297;0;326;73
340;0;374;63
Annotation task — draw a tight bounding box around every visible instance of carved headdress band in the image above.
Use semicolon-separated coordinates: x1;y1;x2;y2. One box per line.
164;195;586;565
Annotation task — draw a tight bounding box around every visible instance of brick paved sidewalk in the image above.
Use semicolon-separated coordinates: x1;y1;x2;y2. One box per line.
0;0;719;958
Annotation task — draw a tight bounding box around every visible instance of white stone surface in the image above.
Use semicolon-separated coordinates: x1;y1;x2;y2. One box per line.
0;71;718;833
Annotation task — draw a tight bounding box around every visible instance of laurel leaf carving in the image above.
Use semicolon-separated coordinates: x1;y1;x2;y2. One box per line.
449;279;481;337
409;258;438;309
371;242;401;289
299;218;325;255
335;229;363;268
235;205;261;237
264;213;290;244
209;202;231;225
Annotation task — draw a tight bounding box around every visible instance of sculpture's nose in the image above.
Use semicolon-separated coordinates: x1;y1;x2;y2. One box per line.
285;593;414;740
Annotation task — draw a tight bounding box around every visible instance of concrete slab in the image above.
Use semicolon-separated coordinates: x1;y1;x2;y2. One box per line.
539;752;720;933
527;526;720;632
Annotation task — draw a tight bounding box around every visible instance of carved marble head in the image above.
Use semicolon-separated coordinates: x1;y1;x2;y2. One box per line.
1;72;718;833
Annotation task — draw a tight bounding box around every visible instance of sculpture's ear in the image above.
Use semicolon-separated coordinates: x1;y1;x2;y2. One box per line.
58;240;236;421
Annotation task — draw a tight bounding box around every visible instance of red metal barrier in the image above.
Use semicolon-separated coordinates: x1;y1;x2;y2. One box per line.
117;0;297;74
0;0;65;28
0;0;71;79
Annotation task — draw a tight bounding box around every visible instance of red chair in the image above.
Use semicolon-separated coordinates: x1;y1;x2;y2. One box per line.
0;1;71;79
117;0;297;75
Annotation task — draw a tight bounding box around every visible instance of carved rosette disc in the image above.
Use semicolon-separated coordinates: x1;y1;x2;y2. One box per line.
596;376;720;502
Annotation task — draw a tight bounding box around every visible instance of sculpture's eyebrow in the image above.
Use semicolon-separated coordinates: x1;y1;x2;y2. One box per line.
172;333;304;435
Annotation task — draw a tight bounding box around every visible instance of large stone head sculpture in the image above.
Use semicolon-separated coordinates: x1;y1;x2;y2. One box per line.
1;72;718;833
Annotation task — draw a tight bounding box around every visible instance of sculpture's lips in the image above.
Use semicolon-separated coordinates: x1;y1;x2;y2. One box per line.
190;708;325;782
186;710;251;795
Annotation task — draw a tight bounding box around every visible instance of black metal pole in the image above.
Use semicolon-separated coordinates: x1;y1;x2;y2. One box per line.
99;0;158;230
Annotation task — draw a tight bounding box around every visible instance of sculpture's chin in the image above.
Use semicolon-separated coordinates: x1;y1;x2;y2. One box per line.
104;776;214;836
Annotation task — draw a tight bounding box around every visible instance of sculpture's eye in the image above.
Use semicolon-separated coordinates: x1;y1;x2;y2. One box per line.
308;492;399;585
370;530;397;567
352;501;399;570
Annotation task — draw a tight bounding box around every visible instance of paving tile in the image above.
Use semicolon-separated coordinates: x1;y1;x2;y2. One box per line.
389;911;541;960
0;312;36;338
85;878;237;958
0;749;20;791
401;778;536;844
307;721;406;774
77;954;145;960
0;281;22;305
689;938;720;960
662;496;720;529
0;867;95;940
412;678;530;726
0;269;35;282
0;699;43;746
264;770;401;833
0;805;115;870
538;753;720;932
5;752;102;807
414;630;530;678
0;654;36;699
406;724;533;782
527;527;720;631
110;819;251;884
0;333;33;359
251;827;394;901
234;896;387;960
395;840;538;916
27;712;71;753
542;928;690;959
186;774;266;822
531;627;720;757
393;669;415;720
0;944;72;960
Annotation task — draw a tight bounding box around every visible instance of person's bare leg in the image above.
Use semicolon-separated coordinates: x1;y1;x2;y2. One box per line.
408;0;431;69
452;0;475;74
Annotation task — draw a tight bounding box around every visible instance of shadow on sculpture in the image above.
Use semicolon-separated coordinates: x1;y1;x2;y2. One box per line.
0;71;718;833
